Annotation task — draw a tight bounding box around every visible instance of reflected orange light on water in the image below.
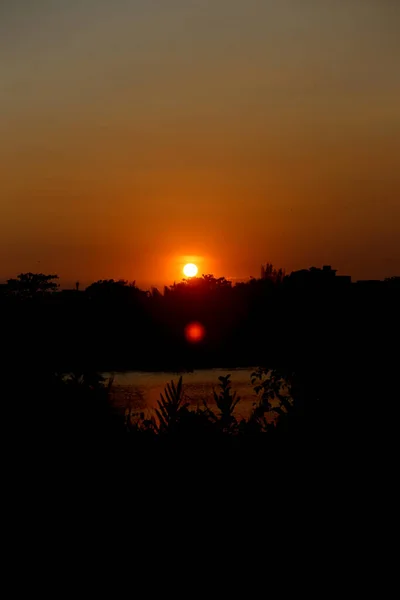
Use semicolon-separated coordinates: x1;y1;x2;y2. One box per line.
184;322;206;343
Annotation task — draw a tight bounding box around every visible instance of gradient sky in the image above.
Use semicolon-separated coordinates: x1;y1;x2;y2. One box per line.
1;0;399;288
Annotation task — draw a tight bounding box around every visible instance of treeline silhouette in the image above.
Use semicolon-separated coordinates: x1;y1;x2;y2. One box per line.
2;265;399;373
1;264;399;455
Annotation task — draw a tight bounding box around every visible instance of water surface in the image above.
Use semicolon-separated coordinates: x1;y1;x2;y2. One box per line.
107;367;258;419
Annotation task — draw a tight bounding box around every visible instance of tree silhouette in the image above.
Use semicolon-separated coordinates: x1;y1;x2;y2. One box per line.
6;273;59;298
260;263;285;284
85;279;145;303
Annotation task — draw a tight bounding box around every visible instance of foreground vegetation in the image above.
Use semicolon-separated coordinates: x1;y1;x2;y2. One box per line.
13;366;303;449
3;266;398;459
124;370;294;437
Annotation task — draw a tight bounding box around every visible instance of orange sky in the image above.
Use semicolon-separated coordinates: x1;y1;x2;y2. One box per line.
1;0;399;288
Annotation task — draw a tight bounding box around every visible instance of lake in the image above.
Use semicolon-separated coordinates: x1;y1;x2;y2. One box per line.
107;367;260;420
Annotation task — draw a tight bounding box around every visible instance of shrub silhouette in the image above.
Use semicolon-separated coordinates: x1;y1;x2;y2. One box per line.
154;376;189;433
203;374;241;434
247;368;293;432
121;371;299;439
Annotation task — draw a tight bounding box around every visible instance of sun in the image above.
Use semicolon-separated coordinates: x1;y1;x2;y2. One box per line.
183;263;198;278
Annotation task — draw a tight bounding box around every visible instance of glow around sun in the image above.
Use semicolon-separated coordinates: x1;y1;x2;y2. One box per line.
183;263;198;278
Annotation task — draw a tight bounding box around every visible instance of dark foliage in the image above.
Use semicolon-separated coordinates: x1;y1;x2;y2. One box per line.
2;265;399;457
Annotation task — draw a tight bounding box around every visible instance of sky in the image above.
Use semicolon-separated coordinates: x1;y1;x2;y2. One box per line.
1;0;399;288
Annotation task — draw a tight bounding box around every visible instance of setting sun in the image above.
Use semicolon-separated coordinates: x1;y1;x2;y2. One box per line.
183;263;198;278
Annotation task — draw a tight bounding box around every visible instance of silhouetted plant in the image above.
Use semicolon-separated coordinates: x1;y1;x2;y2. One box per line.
249;368;293;432
203;374;240;434
155;376;190;434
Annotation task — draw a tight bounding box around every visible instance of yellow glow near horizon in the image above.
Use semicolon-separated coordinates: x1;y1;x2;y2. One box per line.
183;263;198;278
